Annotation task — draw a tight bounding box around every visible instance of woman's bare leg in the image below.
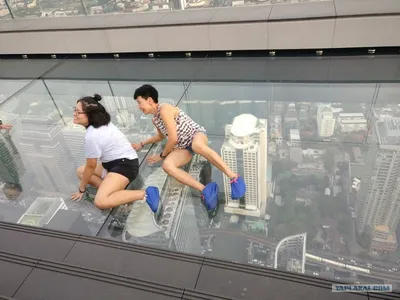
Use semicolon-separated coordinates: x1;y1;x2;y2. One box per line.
76;163;104;188
93;172;146;210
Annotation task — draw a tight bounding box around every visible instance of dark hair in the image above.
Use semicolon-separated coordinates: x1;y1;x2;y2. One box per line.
77;94;111;128
134;84;159;104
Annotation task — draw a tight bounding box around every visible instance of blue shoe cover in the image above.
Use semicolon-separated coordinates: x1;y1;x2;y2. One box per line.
230;175;246;199
201;182;219;210
146;186;160;214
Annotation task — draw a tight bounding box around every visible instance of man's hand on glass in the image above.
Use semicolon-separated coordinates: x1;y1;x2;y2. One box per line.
132;143;142;150
147;155;163;164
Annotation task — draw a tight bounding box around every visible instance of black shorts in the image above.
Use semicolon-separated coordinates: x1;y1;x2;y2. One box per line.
102;158;139;183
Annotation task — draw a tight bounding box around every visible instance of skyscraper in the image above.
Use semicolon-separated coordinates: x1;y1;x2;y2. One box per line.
356;118;400;252
61;119;86;168
18;112;76;194
172;154;202;255
102;96;134;115
0;131;25;188
317;103;336;138
221;114;268;217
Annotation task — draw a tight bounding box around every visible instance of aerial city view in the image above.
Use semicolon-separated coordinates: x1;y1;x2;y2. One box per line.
0;0;327;19
0;80;400;289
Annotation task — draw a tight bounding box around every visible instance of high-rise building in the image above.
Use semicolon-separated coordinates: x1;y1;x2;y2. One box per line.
0;131;25;187
18;112;76;194
317;103;336;138
123;167;173;250
221;114;268;217
157;156;202;255
123;154;202;255
173;154;202;255
274;232;307;274
102;96;134;115
356;118;400;239
61;119;86;168
369;225;397;255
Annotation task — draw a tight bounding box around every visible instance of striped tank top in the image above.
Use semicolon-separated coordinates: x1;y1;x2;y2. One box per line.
152;103;206;149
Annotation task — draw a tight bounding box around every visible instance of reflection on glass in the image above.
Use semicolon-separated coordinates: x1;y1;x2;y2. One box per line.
6;0;332;18
9;0;86;18
83;0;123;15
0;79;112;235
0;0;10;18
121;149;207;254
105;80;400;288
0;79;33;102
1;76;400;289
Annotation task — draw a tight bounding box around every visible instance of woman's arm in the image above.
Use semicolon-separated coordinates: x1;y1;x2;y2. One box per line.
159;104;178;157
79;158;97;191
81;135;101;191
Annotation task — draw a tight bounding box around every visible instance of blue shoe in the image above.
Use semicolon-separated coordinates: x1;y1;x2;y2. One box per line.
145;186;160;214
201;182;219;211
230;175;246;199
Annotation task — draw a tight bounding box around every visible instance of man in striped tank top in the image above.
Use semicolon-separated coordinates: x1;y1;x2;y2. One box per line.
133;84;246;211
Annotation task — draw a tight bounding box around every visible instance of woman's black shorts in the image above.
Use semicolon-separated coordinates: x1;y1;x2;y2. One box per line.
102;158;139;183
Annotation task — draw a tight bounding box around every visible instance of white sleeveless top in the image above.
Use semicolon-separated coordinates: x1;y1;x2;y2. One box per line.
152;104;206;149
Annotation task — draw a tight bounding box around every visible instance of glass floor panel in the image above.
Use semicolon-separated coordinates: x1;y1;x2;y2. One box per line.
1;57;400;288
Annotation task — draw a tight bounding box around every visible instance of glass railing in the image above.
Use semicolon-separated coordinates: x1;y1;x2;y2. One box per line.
1;57;400;289
1;0;330;19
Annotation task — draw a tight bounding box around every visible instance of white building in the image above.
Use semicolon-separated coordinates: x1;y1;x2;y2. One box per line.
289;129;301;147
317;104;336;138
61;119;86;168
302;148;324;159
338;113;368;133
274;232;307;274
180;0;187;9
221;114;268;217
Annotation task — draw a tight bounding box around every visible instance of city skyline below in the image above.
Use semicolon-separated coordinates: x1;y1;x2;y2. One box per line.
0;0;328;20
1;77;400;289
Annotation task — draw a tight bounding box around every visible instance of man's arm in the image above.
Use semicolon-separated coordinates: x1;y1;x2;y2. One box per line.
79;158;97;191
0;120;12;130
137;119;165;146
159;105;178;157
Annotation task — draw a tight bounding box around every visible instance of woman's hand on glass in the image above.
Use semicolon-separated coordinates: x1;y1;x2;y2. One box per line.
71;191;84;201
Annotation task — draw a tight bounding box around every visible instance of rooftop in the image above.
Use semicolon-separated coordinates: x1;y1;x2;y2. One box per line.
230;114;258;137
375;225;390;233
376;118;400;146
